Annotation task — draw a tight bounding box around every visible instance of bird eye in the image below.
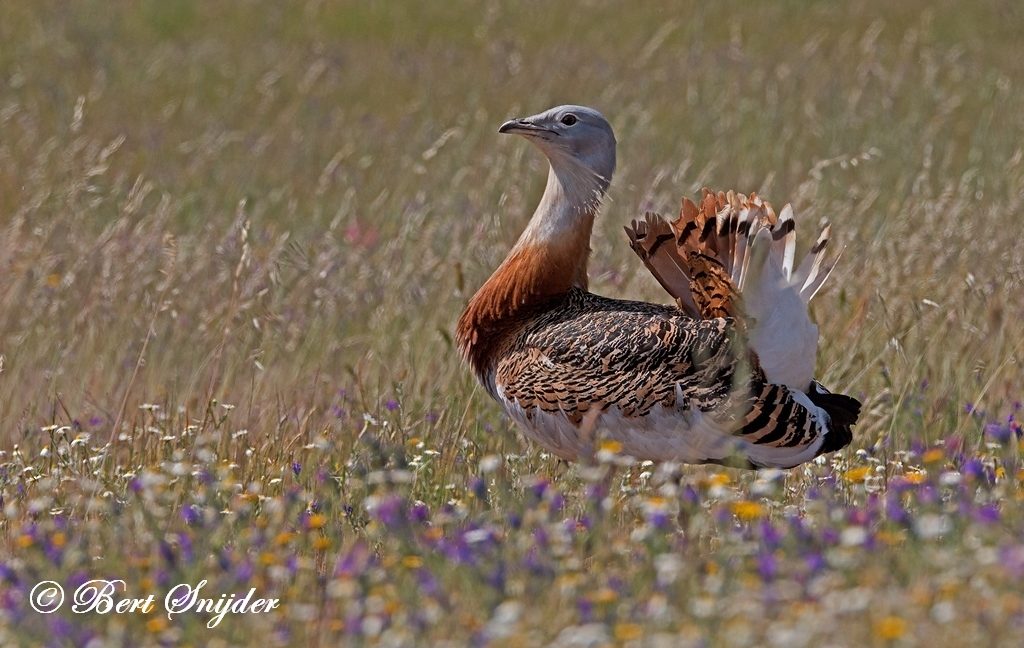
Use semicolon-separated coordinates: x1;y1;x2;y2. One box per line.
560;114;578;126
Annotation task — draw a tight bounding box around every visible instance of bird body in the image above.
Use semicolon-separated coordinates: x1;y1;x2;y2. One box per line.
457;105;859;469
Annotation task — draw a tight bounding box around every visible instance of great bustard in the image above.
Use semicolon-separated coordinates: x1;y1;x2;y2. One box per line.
456;105;859;469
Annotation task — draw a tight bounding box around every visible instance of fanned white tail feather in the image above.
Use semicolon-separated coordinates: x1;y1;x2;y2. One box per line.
718;196;835;391
625;189;838;391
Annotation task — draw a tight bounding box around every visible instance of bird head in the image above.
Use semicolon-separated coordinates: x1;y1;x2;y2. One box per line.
499;105;616;193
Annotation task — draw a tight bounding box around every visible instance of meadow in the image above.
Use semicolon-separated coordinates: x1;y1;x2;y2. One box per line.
1;0;1023;645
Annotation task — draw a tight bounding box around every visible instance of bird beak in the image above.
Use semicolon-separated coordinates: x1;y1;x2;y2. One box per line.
498;118;554;137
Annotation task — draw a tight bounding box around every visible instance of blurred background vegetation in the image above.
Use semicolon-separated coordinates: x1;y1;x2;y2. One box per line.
1;0;1022;460
3;2;1024;645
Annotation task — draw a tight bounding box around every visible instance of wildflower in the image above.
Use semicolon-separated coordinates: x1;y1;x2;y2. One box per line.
985;422;1014;444
874;615;907;640
614;623;643;641
402;555;424;569
313;537;332;551
756;551;777;581
292;462;302;476
470;477;488;501
974;504;1000;524
842;466;871;483
591;587;617;604
706;473;731;487
181;505;202;526
385;399;400;412
922;449;945;464
731;500;765;521
903;471;927;485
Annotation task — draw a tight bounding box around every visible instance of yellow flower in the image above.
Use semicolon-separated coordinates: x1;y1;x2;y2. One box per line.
424;527;444;542
146;617;168;633
259;552;277;566
731;500;765;521
16;534;33;549
922;449;945;464
614;623;643;641
591;587;618;604
313;536;332;551
903;471;927;484
274;531;294;546
51;532;66;548
875;616;907;640
706;472;731;486
843;466;871;483
401;555;423;569
307;514;327;529
598;440;623;454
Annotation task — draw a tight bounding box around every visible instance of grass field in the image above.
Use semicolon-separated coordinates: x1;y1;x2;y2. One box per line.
2;1;1023;645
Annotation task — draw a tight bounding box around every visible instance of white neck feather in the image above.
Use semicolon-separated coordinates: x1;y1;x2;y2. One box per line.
514;156;608;252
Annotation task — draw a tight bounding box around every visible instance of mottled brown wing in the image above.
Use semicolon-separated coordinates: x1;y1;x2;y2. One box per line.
495;293;737;425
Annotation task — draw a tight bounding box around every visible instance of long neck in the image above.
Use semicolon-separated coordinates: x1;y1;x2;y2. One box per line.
457;161;606;378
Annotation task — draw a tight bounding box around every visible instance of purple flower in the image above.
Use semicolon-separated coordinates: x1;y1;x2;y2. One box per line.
335;542;370;578
67;571;89;592
0;563;18;585
235;558;254;583
181;504;202;526
986;422;1014;444
760;520;782;549
470;477;487;501
377;496;407;528
682;484;701;506
805;552;826;574
974;504;1001;524
292;462;302;476
821;527;840;545
649;510;671;530
757;551;777;581
385;399;400;412
577;597;594;622
417;568;441;598
550;492;566;512
218;549;233;572
486;562;506;591
178;532;194;563
159;540;176;567
886;496;911;525
410;501;430;524
88;415;104;427
963;459;986;480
